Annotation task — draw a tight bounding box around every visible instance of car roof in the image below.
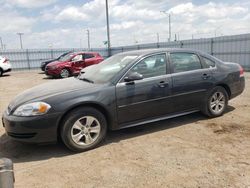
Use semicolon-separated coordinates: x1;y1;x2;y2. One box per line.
73;51;99;55
117;48;204;57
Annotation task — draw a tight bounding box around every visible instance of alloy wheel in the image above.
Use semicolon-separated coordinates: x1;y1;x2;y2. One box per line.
60;69;69;78
70;116;101;146
209;91;225;114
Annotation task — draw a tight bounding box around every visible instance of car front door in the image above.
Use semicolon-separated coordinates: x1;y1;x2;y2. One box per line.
71;54;85;74
116;53;173;125
169;52;214;112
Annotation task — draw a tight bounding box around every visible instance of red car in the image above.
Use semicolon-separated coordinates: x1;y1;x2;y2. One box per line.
45;52;104;78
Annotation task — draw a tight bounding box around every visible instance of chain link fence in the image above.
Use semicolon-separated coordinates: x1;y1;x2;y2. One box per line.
0;33;250;71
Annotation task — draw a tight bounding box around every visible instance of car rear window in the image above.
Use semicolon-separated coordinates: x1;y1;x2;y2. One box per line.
84;54;95;59
170;52;202;73
202;56;216;68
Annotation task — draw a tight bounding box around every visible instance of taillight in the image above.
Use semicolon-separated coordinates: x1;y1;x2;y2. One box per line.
3;58;8;63
239;65;244;77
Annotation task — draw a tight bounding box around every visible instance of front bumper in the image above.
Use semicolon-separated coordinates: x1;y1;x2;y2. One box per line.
4;68;11;73
45;68;61;77
2;111;61;143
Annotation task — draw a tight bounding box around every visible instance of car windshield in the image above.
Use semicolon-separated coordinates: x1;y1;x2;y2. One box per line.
59;53;74;61
77;54;138;84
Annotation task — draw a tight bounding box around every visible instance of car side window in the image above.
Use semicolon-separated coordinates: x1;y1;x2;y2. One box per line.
72;54;83;61
84;54;95;59
202;56;216;68
127;54;167;79
170;53;202;73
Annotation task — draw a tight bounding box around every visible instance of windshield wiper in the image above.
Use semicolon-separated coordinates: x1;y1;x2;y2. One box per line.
78;77;94;83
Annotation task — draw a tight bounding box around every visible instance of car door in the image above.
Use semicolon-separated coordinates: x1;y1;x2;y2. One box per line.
116;53;173;125
83;53;96;67
71;54;85;74
169;52;214;112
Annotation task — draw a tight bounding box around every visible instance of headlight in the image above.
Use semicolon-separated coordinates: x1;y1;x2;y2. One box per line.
13;102;51;116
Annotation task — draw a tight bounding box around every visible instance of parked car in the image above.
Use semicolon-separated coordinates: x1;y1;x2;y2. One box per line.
45;52;104;78
0;56;11;76
40;51;72;71
2;48;245;152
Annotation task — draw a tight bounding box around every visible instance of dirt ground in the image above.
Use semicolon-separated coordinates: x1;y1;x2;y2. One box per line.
0;71;250;188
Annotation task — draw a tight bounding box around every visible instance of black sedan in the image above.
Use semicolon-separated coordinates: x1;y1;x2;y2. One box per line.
40;51;72;71
2;49;245;152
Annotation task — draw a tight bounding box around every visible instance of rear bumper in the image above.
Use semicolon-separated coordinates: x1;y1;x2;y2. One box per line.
41;65;46;71
2;111;62;143
230;77;245;99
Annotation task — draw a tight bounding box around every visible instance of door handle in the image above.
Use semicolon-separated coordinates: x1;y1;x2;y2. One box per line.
157;81;168;88
202;73;210;80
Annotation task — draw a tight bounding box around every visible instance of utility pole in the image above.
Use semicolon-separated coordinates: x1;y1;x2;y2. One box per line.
105;0;111;56
86;29;90;50
160;11;171;42
169;14;171;42
0;37;3;50
157;33;159;43
17;33;24;49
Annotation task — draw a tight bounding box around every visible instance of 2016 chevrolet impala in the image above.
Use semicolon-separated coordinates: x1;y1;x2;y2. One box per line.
2;49;245;152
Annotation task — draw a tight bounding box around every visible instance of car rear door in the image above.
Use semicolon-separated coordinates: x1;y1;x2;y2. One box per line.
84;53;96;67
115;53;173;125
169;52;214;112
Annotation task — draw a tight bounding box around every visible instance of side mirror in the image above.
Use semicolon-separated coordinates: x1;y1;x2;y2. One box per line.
124;72;143;82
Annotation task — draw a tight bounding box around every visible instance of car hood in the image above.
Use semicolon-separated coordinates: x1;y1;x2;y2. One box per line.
8;78;101;110
47;60;67;66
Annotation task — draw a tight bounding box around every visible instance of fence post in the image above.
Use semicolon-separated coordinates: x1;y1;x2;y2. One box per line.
50;49;53;59
210;38;214;55
180;41;184;48
26;49;30;70
0;158;15;188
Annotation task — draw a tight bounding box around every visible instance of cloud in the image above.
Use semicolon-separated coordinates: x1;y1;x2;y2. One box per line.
55;6;89;21
169;2;248;19
6;0;57;8
1;0;250;49
0;3;35;33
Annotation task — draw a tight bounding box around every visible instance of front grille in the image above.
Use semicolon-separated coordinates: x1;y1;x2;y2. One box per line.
7;132;36;139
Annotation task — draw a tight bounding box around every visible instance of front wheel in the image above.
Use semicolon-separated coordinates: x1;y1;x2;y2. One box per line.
60;68;70;78
202;86;228;117
60;107;107;152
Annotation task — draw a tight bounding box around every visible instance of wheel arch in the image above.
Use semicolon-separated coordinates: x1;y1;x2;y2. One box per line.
57;102;112;140
216;83;231;99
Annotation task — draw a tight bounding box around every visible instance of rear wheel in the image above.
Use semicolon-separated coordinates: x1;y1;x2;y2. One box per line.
0;69;3;77
60;107;107;152
60;68;70;78
202;86;228;117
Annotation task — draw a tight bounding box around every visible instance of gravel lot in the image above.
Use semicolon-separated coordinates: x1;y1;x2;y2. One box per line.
0;71;250;188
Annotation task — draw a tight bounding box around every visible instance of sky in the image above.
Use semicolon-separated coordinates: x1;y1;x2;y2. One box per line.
0;0;250;49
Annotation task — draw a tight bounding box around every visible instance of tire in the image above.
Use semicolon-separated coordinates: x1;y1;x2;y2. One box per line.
60;68;70;78
0;69;3;77
202;86;228;117
60;107;107;152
